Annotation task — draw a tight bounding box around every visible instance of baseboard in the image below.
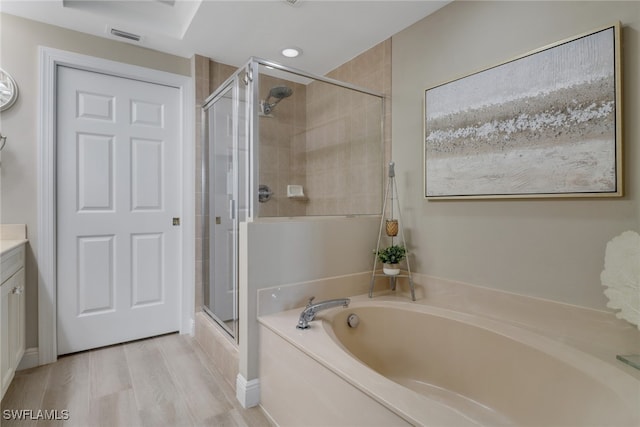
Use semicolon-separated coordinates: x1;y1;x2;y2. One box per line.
236;374;260;408
17;347;39;370
259;403;280;427
181;316;195;336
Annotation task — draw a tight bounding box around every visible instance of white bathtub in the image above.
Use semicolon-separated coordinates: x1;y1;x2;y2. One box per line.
259;297;640;426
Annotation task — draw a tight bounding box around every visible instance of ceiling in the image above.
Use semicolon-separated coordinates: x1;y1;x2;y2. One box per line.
0;0;449;75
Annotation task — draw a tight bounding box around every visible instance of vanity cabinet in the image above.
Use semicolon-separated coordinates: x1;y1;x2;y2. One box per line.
1;244;26;400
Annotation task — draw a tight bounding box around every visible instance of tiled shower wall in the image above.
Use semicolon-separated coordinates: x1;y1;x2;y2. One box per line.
261;39;392;216
194;39;391;306
304;39;392;215
257;75;307;217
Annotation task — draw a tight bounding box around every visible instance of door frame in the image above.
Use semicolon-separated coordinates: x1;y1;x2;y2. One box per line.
37;47;195;365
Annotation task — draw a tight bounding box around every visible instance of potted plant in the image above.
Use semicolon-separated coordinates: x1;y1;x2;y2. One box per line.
376;245;406;276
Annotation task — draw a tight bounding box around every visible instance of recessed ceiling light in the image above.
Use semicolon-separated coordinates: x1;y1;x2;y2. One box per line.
281;47;302;58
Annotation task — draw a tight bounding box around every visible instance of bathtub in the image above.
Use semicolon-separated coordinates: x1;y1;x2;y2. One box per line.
258;297;640;426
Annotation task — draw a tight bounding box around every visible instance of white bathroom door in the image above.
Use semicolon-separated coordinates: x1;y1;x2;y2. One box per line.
56;66;181;355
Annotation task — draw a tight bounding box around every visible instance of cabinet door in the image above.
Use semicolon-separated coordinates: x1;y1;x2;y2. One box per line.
9;269;25;370
1;268;25;400
1;279;11;399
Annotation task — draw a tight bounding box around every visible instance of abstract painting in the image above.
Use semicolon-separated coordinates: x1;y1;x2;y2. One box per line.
424;24;622;199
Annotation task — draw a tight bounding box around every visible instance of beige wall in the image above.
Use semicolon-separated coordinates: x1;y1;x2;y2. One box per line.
392;1;639;310
0;13;191;349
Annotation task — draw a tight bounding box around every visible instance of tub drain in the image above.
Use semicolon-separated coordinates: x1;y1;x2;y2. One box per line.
347;313;360;328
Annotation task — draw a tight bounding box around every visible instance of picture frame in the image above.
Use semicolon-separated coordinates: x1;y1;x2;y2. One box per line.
424;23;622;199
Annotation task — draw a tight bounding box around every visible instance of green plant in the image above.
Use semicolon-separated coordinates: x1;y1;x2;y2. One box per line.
376;245;406;265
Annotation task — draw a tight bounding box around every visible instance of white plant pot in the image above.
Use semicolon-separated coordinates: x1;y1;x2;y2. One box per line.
383;264;400;276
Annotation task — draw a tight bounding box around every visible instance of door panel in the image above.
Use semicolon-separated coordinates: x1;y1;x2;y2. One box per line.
131;99;164;127
77;91;114;121
57;66;181;355
76;235;115;315
131;138;163;210
131;233;164;306
77;133;114;211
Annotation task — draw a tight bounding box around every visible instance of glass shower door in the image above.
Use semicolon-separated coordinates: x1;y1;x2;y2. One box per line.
204;74;247;339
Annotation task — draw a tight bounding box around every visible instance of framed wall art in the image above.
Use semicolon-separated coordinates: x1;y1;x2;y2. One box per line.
424;23;622;199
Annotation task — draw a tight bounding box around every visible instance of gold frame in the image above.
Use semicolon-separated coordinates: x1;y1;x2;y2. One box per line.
423;23;623;200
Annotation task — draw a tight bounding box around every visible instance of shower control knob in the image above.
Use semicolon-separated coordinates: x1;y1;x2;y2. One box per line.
258;184;273;203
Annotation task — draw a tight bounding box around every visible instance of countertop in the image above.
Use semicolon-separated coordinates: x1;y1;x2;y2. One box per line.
1;224;28;256
1;239;28;256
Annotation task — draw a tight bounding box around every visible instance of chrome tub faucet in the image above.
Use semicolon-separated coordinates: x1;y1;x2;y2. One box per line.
296;296;350;329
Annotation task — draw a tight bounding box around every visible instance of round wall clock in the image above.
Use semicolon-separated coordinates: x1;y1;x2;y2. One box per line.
0;68;19;112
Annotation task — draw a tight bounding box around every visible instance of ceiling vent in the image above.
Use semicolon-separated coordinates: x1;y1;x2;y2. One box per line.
109;28;142;42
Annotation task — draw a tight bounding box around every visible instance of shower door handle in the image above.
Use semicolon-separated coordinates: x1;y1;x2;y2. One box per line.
229;199;236;220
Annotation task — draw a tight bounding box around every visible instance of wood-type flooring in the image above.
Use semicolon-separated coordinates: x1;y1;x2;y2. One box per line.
1;333;271;427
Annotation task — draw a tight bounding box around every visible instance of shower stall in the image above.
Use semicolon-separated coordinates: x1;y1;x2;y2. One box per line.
201;58;385;340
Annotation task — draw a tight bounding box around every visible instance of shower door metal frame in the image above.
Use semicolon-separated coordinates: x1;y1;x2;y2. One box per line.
202;57;387;341
202;70;248;341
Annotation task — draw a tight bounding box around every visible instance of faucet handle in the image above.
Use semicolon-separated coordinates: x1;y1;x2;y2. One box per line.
305;296;315;308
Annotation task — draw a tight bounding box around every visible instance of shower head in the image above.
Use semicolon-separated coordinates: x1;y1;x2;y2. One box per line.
268;86;293;100
262;85;293;115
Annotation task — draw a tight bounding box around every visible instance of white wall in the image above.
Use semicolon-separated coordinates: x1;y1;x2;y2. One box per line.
0;13;190;350
392;1;639;310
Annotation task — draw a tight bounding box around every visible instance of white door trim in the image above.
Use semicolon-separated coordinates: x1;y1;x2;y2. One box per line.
37;46;195;365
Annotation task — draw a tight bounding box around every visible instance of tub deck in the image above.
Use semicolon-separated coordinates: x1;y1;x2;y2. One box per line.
258;292;640;426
